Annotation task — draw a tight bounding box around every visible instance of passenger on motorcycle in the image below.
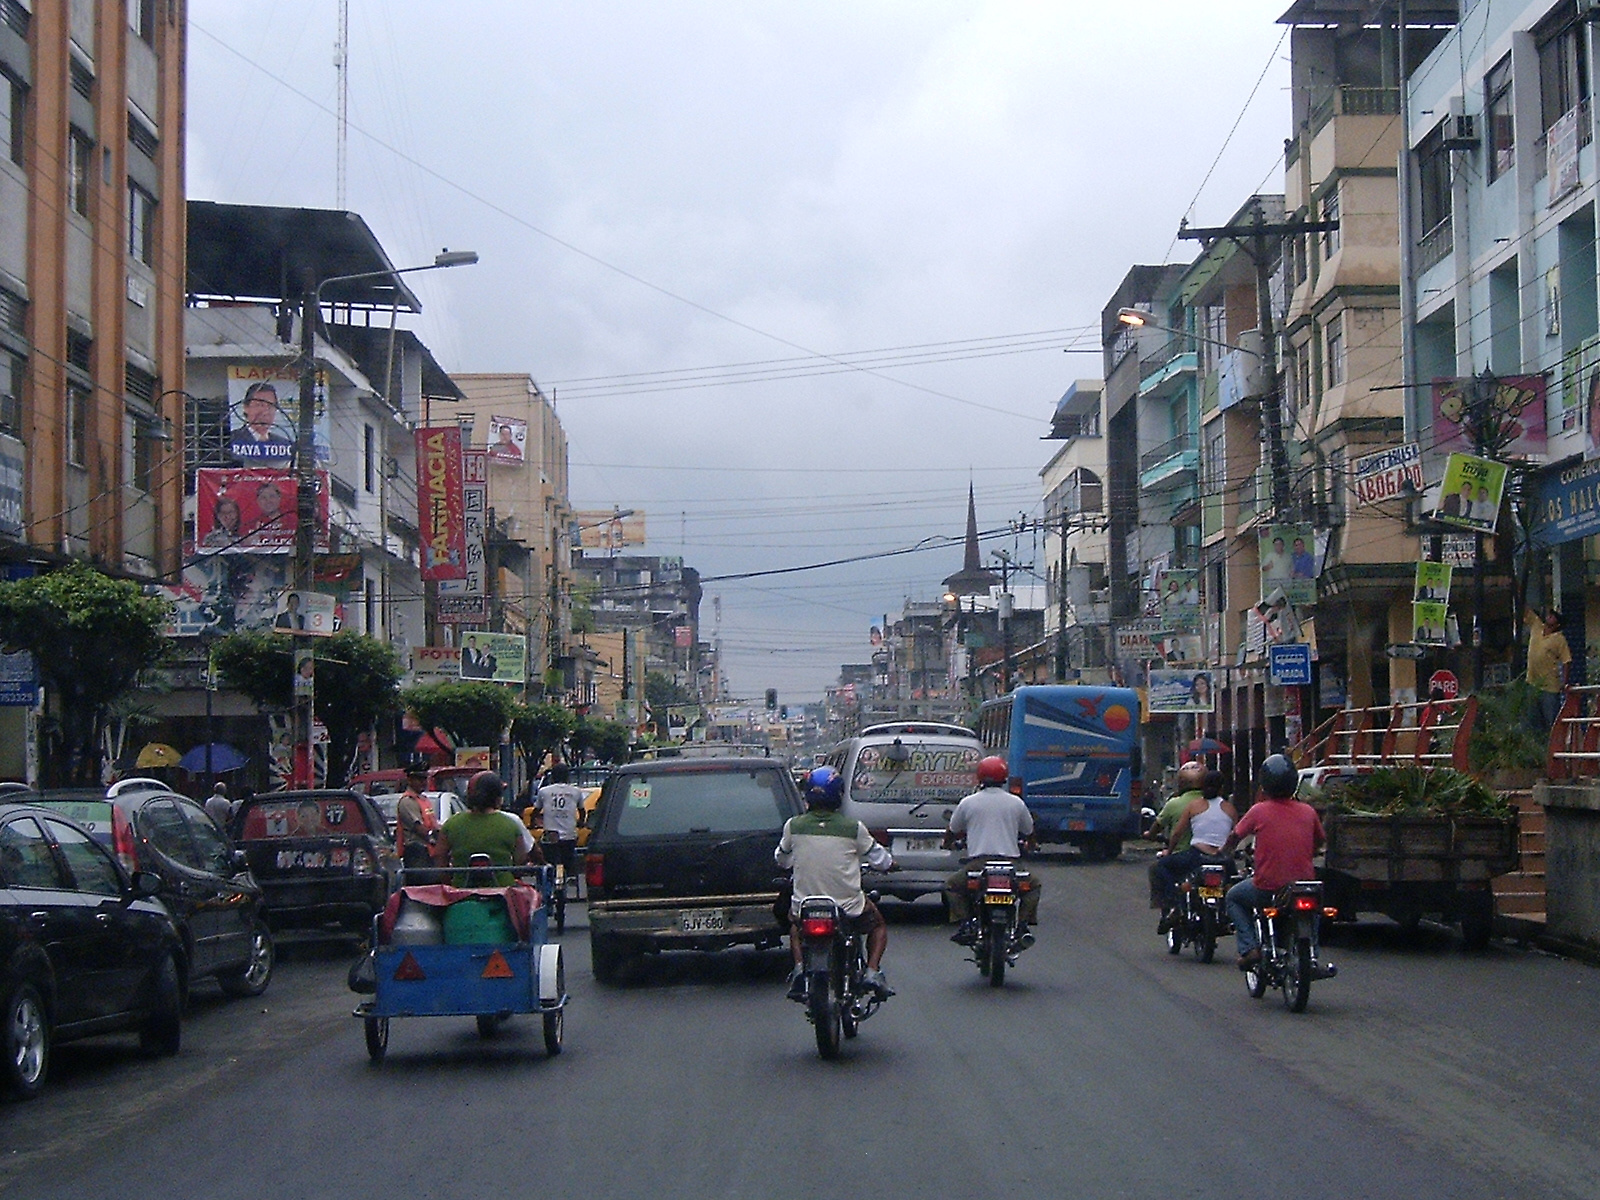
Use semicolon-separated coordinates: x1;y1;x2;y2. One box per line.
1220;754;1326;970
1152;768;1237;930
943;755;1040;945
1148;760;1205;920
775;765;895;1002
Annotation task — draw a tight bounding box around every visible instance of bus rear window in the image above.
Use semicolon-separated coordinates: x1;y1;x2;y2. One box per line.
850;743;979;803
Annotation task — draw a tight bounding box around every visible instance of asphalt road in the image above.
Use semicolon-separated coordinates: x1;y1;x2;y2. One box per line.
5;849;1599;1200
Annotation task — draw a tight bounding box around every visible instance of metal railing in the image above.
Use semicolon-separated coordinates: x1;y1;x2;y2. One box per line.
1140;433;1197;474
1417;218;1453;272
1307;85;1400;135
1547;685;1600;779
1295;696;1477;773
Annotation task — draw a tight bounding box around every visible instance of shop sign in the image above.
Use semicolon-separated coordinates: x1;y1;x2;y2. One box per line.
1350;442;1422;506
1530;455;1600;548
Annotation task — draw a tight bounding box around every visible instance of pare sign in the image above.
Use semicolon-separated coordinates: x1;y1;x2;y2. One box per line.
1351;443;1423;505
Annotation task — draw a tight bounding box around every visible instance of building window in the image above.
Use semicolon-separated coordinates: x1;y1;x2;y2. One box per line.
1417;125;1451;236
1326;315;1345;387
127;110;158;159
1486;55;1515;181
1538;9;1590;135
363;423;376;493
1205;425;1226;490
184;393;231;490
128;411;156;492
1322;187;1340;258
0;351;22;436
66;330;91;372
1;71;22;167
66;384;88;467
127;183;155;266
128;0;156;44
68;131;91;217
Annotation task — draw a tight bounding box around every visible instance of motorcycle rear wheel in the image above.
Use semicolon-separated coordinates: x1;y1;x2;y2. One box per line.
1165;918;1182;955
1193;908;1217;964
809;972;841;1059
987;922;1008;987
1282;937;1312;1012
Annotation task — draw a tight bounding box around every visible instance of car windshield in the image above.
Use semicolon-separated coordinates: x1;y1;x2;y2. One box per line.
849;742;980;804
239;797;372;839
611;769;790;837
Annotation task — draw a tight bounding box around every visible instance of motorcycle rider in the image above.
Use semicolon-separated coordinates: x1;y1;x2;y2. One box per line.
1149;760;1206;929
1151;768;1237;920
775;765;895;1002
942;755;1039;946
1221;753;1326;970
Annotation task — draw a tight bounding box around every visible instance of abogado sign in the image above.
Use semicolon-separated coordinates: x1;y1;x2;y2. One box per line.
1350;442;1422;505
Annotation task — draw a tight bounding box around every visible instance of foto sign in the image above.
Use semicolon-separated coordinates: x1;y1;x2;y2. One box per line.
1269;643;1312;687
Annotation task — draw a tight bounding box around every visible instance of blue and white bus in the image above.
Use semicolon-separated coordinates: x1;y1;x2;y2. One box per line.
975;685;1143;860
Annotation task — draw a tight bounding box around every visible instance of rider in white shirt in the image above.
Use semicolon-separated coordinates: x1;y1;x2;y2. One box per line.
943;755;1040;944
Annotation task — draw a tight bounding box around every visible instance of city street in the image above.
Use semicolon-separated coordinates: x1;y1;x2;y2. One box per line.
5;849;1598;1200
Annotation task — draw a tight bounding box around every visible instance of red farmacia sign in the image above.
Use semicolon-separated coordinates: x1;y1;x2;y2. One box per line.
415;427;467;580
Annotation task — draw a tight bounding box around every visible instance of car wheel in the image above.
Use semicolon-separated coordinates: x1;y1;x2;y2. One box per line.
217;920;275;998
139;954;183;1057
2;982;49;1100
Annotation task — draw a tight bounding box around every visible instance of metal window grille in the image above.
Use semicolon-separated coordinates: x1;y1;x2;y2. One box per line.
69;60;93;102
66;330;92;372
0;1;30;39
184;394;230;493
127;111;158;159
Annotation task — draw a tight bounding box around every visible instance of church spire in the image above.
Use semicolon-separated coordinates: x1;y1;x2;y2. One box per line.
943;483;999;596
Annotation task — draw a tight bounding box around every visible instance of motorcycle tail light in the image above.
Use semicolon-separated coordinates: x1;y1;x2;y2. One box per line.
1007;777;1024;797
868;827;891;847
1262;907;1279;919
585;852;605;891
1201;871;1223;888
1294;895;1318;912
800;916;836;938
967;876;982;891
1323;907;1338;918
985;874;1011;891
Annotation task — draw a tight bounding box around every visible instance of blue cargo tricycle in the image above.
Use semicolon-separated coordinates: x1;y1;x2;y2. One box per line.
353;864;568;1061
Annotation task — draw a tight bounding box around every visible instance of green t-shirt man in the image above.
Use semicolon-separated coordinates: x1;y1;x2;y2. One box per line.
1155;790;1202;853
441;810;524;886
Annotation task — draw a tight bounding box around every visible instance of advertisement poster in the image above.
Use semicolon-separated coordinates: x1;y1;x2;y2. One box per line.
273;590;337;636
409;645;463;683
227;364;330;464
1433;453;1508;533
486;416;527;464
572;509;647;551
1414;561;1453;603
0;650;37;706
438;450;488;622
1147;668;1215;714
1413;601;1449;645
1564;334;1599;439
1259;524;1318;605
1432;375;1547;460
292;648;315;697
0;433;23;540
1350;442;1423;505
195;468;328;555
415;427;467;580
459;632;526;684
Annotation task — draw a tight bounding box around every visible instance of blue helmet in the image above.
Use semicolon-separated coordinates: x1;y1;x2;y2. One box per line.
806;765;844;809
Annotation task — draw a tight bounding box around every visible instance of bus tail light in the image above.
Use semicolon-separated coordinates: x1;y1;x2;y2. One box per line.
1008;777;1024;797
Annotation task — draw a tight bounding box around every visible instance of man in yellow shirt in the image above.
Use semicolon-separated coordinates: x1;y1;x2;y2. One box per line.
1527;608;1572;735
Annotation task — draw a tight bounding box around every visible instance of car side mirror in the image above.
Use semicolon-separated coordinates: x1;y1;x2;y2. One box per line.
231;849;249;873
130;869;163;898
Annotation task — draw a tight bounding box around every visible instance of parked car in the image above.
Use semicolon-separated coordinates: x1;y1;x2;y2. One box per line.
229;790;392;937
584;758;805;984
346;767;478;800
368;790;463;843
0;799;185;1100
30;781;274;998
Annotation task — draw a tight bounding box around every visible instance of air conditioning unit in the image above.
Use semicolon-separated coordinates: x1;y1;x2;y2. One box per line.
1440;112;1478;152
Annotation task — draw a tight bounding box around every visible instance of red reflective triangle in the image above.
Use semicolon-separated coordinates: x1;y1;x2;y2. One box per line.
393;951;426;982
480;950;514;980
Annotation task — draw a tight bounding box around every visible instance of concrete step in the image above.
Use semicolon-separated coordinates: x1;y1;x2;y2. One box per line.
1494;890;1548;915
1516;850;1546;874
1518;809;1546;836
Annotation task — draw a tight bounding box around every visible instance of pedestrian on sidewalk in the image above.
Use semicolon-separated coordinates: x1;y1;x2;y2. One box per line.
205;782;233;828
1525;607;1571;736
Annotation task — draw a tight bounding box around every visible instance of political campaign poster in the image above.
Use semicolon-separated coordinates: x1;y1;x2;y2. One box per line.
1563;334;1600;438
1153;633;1204;665
1414;561;1453;603
227;364;330;464
1413;601;1449;645
1431;375;1547;460
458;632;526;684
1147;668;1215;714
486;416;527;464
272;590;337;636
195;468;328;555
1433;453;1508;534
1350;442;1423;506
438;450;488;622
415;427;467;581
1259;524;1317;606
292;649;315;698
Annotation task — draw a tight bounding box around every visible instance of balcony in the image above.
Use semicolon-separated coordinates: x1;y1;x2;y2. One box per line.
1417;218;1453;272
1534;99;1593;182
1307;85;1400;136
1138;337;1199;397
1139;433;1199;492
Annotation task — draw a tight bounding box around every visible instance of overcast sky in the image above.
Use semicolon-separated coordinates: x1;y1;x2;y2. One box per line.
186;1;1296;703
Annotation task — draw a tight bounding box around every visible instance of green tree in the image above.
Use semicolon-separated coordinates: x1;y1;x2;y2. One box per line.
578;716;632;764
213;629;404;786
645;670;693;714
402;681;516;751
510;702;576;771
0;564;170;785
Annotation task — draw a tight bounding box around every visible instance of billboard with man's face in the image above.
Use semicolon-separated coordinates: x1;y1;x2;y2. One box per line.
194;468;329;555
227;365;331;464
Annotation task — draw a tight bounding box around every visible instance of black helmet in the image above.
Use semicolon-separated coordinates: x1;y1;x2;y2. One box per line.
1257;754;1297;800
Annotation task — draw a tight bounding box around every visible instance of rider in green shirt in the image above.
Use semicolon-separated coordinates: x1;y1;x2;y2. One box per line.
435;771;539;886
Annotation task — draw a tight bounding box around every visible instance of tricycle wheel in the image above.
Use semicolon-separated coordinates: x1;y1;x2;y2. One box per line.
1459;893;1494;951
364;1016;388;1062
543;1009;563;1056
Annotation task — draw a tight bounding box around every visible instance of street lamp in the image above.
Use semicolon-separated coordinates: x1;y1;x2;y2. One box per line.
290;249;479;785
1114;308;1261;357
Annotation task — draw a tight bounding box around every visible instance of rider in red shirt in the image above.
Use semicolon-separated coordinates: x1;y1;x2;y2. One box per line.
1222;754;1325;970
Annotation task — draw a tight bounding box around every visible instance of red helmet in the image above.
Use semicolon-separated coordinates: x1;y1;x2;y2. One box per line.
976;756;1008;786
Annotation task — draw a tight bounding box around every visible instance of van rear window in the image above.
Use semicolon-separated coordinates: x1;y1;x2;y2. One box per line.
611;770;790;837
850;743;980;803
240;797;372;839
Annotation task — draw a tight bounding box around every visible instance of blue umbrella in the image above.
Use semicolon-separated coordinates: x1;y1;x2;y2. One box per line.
180;742;248;773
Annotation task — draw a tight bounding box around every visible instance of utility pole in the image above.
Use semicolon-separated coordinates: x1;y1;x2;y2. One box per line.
294;283;320;787
993;551;1016;694
1179;201;1339;520
1056;507;1069;681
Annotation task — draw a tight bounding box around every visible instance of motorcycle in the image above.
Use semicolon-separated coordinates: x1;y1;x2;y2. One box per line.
1242;879;1339;1012
962;859;1035;987
1165;854;1236;963
795;894;887;1059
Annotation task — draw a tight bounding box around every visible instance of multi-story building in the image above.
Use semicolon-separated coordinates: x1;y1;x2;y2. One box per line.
1041;379;1110;679
570;550;701;707
0;0;188;776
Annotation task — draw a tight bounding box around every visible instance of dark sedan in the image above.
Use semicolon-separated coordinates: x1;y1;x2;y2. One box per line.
1;801;185;1100
31;781;274;998
230;791;392;937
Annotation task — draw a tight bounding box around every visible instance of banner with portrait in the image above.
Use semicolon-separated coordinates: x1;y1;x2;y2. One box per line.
227;364;330;464
1148;668;1215;714
1414;561;1453;603
1432;453;1507;534
1259;524;1317;606
486;416;527;464
1413;601;1449;645
458;632;526;684
195;468;328;555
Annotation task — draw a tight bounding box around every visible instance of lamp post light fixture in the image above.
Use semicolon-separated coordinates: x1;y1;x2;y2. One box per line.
1114;308;1261;358
290;249;479;785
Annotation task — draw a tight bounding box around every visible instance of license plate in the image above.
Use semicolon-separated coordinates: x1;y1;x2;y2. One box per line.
680;909;725;933
1198;886;1223;900
895;835;942;854
983;893;1013;905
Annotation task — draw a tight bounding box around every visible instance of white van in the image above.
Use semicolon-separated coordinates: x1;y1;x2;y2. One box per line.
821;721;983;906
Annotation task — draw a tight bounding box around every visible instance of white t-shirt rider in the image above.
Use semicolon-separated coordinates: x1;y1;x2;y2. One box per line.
950;785;1034;859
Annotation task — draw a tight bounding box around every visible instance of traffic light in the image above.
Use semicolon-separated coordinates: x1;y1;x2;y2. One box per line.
765;688;778;711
